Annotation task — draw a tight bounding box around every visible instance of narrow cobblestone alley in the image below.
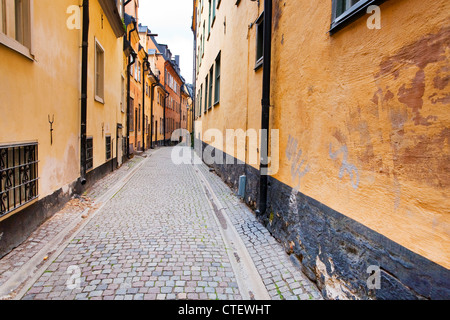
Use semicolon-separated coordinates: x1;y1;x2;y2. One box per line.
0;147;321;301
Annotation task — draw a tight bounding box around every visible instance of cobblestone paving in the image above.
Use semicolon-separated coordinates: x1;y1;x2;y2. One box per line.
195;160;323;300
21;148;241;300
0;155;146;290
6;147;322;301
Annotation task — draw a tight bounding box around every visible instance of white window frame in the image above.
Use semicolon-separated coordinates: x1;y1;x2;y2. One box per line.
94;38;105;104
0;0;33;60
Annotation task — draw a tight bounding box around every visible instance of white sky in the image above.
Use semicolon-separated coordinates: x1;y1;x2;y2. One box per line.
138;0;194;84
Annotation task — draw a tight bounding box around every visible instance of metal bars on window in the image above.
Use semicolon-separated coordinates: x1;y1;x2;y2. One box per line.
86;138;93;171
0;143;39;218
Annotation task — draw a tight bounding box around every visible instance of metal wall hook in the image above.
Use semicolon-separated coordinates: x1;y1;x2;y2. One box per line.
48;115;55;145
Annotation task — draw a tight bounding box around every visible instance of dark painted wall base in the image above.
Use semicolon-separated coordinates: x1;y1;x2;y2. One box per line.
197;140;450;300
0;158;117;259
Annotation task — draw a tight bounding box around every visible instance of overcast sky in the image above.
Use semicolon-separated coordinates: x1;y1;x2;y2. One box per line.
139;0;194;84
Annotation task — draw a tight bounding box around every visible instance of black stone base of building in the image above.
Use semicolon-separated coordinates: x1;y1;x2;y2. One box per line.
197;140;450;300
0;158;118;259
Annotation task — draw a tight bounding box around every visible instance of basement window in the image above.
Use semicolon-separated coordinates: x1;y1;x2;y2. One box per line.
105;136;112;161
330;0;379;34
86;137;94;172
0;142;39;218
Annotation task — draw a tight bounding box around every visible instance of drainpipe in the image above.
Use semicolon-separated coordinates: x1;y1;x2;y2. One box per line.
80;0;89;186
126;22;137;158
164;92;168;146
150;82;156;149
258;0;272;217
142;57;149;151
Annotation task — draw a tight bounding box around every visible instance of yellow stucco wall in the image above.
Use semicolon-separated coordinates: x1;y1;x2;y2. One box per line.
87;0;124;168
196;0;450;269
1;0;125;210
0;0;81;199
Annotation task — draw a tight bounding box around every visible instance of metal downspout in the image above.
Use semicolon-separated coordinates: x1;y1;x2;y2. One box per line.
80;0;89;186
258;0;272;217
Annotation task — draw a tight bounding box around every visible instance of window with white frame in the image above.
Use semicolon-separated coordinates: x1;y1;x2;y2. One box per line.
0;0;32;57
95;39;105;103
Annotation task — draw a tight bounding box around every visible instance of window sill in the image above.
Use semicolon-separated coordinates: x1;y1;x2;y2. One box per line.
95;95;105;104
254;58;263;71
0;33;34;61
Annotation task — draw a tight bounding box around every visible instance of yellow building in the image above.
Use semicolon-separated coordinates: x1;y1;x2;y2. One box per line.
0;0;125;257
193;0;450;299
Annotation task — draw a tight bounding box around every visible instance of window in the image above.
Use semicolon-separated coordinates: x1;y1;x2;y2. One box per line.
255;13;264;69
86;138;94;171
335;0;360;18
135;61;138;81
330;0;374;34
129;98;134;132
95;39;105;103
199;84;203;117
121;76;125;113
138;104;141;132
138;61;141;82
208;66;213;110
214;52;221;105
202;22;205;57
0;0;32;58
204;75;208;113
211;0;216;27
0;142;38;218
208;0;211;37
105;136;112;160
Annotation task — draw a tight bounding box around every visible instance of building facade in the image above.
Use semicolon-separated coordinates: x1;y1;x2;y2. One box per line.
192;0;450;299
0;0;125;257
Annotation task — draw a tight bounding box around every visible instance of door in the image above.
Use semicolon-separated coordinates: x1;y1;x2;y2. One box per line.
117;126;123;167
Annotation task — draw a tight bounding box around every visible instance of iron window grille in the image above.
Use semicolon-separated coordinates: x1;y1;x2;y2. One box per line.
86;137;94;171
0;142;39;218
105;136;112;161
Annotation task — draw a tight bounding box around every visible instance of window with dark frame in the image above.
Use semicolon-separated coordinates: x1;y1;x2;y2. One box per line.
255;13;264;69
214;52;221;105
208;66;213;110
204;75;208;113
86;137;94;172
330;0;376;34
105;136;112;161
0;143;38;218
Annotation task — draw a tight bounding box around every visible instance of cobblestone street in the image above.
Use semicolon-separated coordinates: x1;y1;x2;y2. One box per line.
0;147;322;301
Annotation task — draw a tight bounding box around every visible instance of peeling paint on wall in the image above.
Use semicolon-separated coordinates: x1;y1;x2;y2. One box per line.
315;250;358;300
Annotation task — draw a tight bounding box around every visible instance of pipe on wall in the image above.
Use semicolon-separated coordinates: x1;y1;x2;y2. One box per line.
258;0;273;216
80;0;89;186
